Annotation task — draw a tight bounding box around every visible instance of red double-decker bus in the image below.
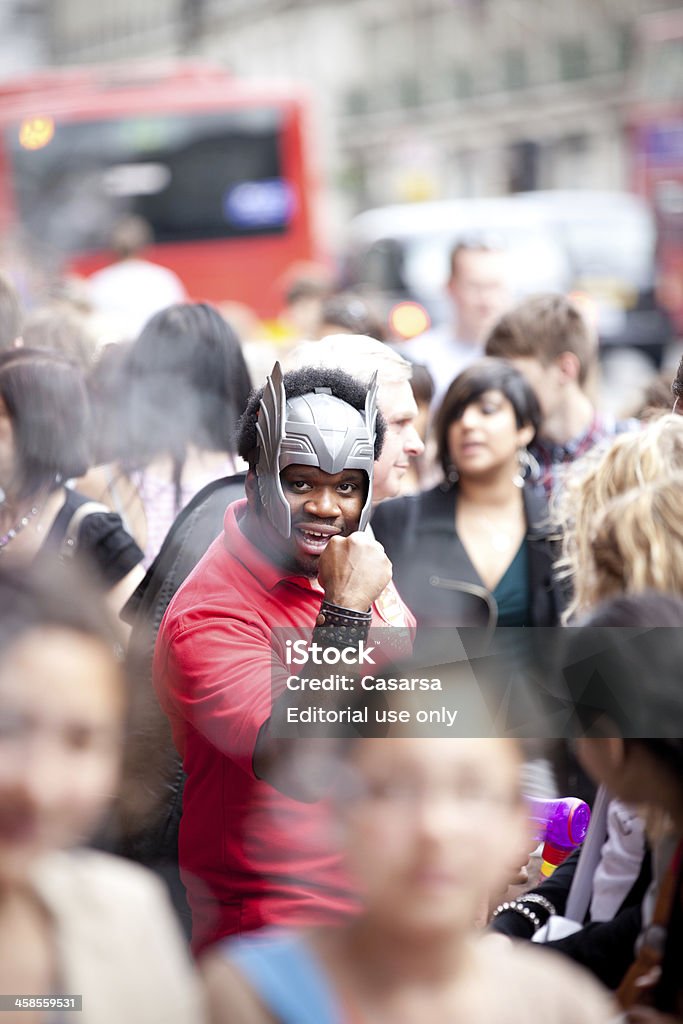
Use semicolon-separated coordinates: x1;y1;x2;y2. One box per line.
629;10;683;334
0;63;321;318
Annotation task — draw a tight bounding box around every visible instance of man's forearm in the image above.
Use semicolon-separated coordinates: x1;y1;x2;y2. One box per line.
253;605;373;797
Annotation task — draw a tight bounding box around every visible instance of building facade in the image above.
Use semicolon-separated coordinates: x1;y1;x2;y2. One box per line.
42;0;681;239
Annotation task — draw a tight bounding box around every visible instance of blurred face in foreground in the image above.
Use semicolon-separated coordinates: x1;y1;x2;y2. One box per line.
338;735;528;938
0;627;125;884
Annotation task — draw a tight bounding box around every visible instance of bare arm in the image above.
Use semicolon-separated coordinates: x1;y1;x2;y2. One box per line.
201;951;279;1024
108;563;146;644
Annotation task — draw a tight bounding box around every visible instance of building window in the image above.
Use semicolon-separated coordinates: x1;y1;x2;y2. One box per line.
616;24;634;72
503;48;527;90
345;88;369;116
398;76;421;108
559;37;589;81
453;67;473;100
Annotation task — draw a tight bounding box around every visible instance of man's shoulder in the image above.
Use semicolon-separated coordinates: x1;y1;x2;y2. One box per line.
371;493;414;530
159;531;260;640
132;259;185;291
374;485;450;524
595;412;640;439
90;258;184;295
157;514;319;646
401;324;456;361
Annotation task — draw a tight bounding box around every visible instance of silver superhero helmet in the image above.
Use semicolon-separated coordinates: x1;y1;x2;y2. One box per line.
255;361;378;538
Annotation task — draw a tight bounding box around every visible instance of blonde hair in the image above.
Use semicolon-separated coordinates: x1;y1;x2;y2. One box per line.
285;334;412;387
557;414;683;619
590;476;683;606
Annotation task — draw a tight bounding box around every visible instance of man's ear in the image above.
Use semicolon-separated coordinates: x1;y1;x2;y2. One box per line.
556;351;581;384
245;469;259;511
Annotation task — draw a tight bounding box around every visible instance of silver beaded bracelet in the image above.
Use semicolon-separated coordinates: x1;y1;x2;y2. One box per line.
491;899;543;934
517;893;557;919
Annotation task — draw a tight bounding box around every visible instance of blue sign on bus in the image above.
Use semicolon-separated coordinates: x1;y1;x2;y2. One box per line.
223;178;296;229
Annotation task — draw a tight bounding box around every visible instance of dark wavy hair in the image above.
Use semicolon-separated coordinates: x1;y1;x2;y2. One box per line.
124;302;252;464
434;357;541;478
237;365;385;468
0;347;90;501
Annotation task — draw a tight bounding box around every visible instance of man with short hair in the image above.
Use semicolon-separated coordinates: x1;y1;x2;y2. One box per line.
403;242;510;407
153;364;413;951
485;293;635;494
88;215;186;338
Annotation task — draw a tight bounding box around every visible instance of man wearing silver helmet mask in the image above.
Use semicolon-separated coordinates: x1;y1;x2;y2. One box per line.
242;361;380;578
154;363;414;953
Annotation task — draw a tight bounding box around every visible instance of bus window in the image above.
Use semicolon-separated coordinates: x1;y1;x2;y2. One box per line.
0;67;319;316
7;108;292;255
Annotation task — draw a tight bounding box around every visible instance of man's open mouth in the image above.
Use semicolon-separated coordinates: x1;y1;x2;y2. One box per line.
295;526;340;554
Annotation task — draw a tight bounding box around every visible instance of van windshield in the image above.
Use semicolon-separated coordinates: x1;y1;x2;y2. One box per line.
402;228;569;299
560;213;656;288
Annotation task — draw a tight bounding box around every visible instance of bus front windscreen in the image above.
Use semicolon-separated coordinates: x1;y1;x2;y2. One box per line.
7;107;294;253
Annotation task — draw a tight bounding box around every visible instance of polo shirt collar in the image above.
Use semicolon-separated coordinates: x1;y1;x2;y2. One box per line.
223;498;321;593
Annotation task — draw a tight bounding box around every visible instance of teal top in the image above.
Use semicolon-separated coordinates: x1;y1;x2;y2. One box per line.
491;542;531;626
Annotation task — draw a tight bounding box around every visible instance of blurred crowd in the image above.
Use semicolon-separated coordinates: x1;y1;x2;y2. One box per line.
1;224;683;1024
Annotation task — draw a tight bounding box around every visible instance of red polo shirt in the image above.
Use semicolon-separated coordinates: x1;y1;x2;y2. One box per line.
153;498;414;952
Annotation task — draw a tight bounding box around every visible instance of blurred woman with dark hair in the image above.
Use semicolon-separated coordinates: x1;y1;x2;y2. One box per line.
372;358;562;628
0;347;143;617
78;302;253;567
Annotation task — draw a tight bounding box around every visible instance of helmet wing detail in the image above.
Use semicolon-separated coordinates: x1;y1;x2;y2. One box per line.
255;361;291;538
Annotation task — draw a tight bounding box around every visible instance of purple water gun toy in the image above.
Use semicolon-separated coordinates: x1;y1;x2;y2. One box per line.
528;796;591;877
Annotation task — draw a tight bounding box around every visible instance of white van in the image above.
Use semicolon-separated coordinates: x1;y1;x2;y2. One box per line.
343;191;671;359
513;190;668;356
343;195;570;332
